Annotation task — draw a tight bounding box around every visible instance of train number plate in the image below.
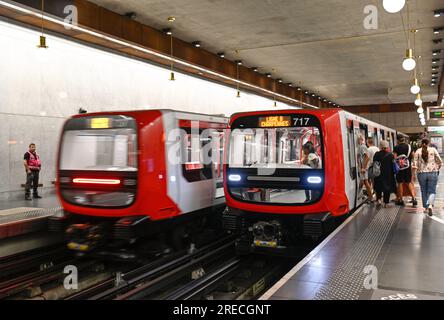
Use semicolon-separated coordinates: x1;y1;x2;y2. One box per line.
254;240;277;248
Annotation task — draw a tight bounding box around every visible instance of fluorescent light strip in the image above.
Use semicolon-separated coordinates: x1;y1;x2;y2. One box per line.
0;0;317;109
73;178;121;185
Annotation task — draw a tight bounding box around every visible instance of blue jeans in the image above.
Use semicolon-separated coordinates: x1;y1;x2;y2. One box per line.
417;172;439;208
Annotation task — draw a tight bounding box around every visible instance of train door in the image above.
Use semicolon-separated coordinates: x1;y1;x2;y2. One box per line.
178;119;226;213
354;122;366;205
346;120;358;209
212;128;226;200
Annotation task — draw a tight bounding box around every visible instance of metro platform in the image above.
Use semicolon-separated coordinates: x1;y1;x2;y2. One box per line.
0;194;63;257
261;173;444;301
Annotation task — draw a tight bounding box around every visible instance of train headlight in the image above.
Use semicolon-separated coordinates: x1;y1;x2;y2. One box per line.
307;176;322;184
228;174;242;182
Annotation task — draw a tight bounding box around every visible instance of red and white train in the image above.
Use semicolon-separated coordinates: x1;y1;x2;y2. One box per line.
222;108;398;254
52;109;227;252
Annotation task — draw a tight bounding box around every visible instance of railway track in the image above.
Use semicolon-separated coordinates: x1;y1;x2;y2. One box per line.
66;235;237;300
0;244;70;282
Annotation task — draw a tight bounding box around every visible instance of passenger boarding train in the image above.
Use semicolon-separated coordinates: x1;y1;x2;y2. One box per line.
222;109;399;254
51;110;227;252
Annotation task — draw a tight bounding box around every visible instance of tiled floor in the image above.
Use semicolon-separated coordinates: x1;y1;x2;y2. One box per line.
265;173;444;300
0;194;60;210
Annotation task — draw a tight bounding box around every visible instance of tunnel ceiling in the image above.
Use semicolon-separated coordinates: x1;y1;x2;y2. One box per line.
89;0;443;106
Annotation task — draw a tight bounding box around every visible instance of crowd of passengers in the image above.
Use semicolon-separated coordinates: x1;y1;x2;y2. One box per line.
358;135;442;216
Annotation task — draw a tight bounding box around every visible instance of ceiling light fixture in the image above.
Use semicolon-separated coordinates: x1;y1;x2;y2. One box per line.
277;79;283;83
433;50;441;56
434;9;444;18
415;93;423;106
252;67;259;72
217;52;225;58
192;41;201;48
432;59;440;64
168;16;175;81
265;73;271;78
235;60;242;66
410;78;421;94
434;27;444;34
403;49;416;71
419;113;425;119
124;12;137;20
0;1;320;109
383;0;406;13
162;28;172;35
37;0;48;48
417;106;424;114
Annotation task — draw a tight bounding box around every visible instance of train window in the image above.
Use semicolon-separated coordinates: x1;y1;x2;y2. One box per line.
229;127;322;169
60;128;138;171
181;127;225;182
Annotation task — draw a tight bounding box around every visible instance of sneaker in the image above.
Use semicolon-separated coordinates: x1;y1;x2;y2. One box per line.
412;199;418;207
423;208;429;214
395;200;405;206
428;206;433;217
33;195;42;199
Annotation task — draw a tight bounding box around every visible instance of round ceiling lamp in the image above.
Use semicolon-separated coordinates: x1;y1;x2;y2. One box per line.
419;113;425;119
414;94;422;106
402;49;416;71
383;0;406;13
417;106;424;114
410;79;421;94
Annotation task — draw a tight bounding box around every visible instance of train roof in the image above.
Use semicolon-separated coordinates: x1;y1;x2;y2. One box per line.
70;109;228;122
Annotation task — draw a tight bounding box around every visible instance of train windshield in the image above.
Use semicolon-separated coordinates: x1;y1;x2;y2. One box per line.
227;114;324;205
229;127;322;169
60;116;138;172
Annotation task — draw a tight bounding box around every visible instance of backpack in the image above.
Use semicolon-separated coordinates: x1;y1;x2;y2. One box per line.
371;161;381;178
395;144;411;171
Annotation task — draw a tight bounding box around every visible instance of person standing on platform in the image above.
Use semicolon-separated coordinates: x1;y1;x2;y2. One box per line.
394;135;417;207
412;139;442;216
373;140;396;208
367;137;379;190
24;143;42;200
358;135;373;202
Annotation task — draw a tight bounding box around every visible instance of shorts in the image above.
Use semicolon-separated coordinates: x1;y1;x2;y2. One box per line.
396;168;412;183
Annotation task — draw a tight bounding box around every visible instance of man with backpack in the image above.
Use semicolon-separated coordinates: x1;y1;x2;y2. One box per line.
393;135;417;207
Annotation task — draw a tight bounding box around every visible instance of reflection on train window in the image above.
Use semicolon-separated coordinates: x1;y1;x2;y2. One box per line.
60;129;138;171
230;188;322;204
181;128;225;182
229;127;322;169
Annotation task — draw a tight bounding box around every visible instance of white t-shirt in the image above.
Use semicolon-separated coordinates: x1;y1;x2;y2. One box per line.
368;146;379;167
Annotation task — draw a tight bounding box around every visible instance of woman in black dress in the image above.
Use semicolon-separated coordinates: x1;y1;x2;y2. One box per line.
373;140;397;208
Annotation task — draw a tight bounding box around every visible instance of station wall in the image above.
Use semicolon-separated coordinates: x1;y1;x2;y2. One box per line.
0;20;295;200
358;112;424;134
